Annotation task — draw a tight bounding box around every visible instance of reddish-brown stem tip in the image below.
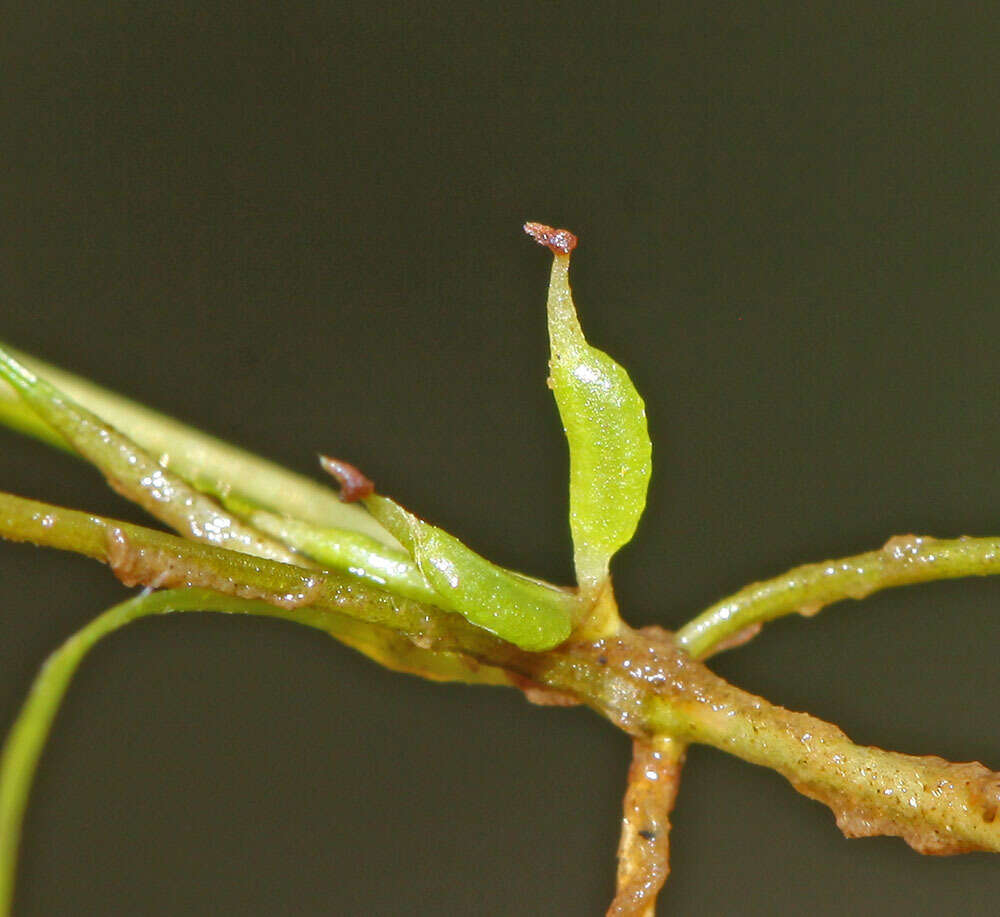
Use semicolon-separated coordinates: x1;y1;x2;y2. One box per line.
523;222;577;254
319;455;375;502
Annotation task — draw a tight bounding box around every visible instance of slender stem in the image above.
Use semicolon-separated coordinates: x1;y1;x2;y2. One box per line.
0;347;306;566
0;396;70;454
237;507;441;604
609;735;685;917
0;588;342;916
0;349;458;604
0;347;396;546
0;491;525;677
675;534;1000;659
0;586;509;917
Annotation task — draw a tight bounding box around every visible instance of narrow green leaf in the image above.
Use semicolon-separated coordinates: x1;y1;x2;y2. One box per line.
0;347;397;546
363;493;574;652
239;506;440;604
525;223;652;591
0;345;301;564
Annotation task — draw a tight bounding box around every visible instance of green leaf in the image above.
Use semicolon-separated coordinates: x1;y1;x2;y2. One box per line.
525;223;652;591
0;346;397;547
363;493;574;652
0;344;301;564
236;505;441;605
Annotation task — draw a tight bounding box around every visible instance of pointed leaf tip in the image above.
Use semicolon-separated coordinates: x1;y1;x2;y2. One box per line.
523;222;578;254
319;455;375;503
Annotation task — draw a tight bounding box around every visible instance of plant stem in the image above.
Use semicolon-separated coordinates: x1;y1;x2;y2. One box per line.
515;626;1000;856
4;491;1000;865
0;491;517;685
0;586;513;917
0;588;346;917
609;734;685;916
0;346;308;566
676;534;1000;659
237;507;441;604
0;348;395;545
0;350;469;602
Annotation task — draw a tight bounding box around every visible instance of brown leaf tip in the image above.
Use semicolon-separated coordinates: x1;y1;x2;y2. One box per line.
319;455;375;502
523;221;577;254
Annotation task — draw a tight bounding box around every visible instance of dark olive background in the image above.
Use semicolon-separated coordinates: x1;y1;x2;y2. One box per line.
2;4;999;915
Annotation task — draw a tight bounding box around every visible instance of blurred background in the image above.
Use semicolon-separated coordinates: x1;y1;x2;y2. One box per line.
2;3;999;914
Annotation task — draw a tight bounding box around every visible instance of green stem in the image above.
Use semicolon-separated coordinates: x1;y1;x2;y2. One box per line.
0;587;513;917
237;506;441;605
0;346;305;566
676;534;1000;659
0;347;396;546
0;396;70;454
0;588;341;916
6;488;1000;867
0;492;528;664
0;348;453;605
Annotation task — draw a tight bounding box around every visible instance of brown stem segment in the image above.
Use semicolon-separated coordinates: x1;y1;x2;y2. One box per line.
609;735;685;917
523;627;1000;857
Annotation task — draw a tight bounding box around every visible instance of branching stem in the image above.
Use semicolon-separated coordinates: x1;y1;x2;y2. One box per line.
4;488;1000;863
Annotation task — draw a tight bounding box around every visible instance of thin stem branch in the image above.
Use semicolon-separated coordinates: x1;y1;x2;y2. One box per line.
0;491;517;686
0;349;461;602
0;347;395;545
675;534;1000;659
0;346;306;566
0;588;341;916
609;735;685;917
0;491;448;635
5;491;1000;874
0;586;512;917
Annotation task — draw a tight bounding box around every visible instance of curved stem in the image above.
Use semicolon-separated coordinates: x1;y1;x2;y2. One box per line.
6;487;1000;883
0;589;329;916
0;585;518;917
675;534;1000;659
0;491;519;681
0;491;470;642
